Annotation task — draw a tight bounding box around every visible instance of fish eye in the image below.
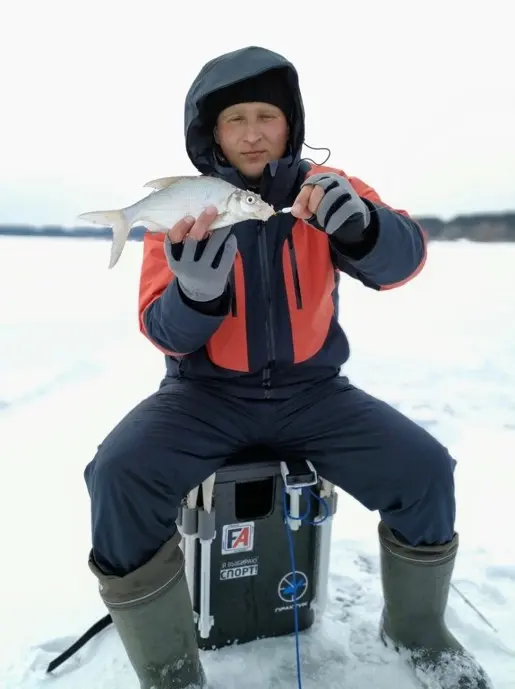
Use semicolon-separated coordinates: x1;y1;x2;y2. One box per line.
246;195;256;204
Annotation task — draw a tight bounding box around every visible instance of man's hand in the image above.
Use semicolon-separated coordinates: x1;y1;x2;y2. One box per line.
164;205;237;303
290;172;371;239
290;184;325;220
167;205;219;243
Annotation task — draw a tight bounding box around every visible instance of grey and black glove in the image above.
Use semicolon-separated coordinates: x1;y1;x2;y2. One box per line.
300;172;372;244
164;226;237;302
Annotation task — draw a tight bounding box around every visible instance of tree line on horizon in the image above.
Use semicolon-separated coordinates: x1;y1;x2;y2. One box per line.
1;210;515;242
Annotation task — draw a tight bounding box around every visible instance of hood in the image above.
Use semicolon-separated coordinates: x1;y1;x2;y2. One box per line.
183;45;306;207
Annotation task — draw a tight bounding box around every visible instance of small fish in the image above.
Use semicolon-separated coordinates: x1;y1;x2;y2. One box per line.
78;175;276;268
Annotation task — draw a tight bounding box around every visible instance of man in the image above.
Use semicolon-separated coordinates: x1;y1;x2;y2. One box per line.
84;46;491;689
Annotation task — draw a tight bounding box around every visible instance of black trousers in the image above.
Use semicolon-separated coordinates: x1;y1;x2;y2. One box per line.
84;376;457;576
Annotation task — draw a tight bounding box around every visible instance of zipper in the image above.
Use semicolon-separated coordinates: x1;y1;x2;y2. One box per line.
257;221;275;398
286;235;303;309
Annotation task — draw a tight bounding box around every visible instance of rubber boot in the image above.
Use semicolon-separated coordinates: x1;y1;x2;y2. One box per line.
378;521;493;689
88;531;206;689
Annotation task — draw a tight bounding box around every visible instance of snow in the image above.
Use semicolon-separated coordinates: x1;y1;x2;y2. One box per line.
0;235;514;688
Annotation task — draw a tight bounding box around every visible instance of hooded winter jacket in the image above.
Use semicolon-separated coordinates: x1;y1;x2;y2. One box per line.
138;46;427;399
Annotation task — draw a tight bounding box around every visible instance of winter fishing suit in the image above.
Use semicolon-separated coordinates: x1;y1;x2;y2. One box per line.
84;45;493;689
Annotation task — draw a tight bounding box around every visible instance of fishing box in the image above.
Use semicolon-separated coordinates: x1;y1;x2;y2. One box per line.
176;444;338;650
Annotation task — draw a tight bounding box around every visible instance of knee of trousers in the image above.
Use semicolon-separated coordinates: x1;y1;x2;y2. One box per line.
84;440;187;515
84;441;185;576
84;441;149;506
411;437;457;500
385;438;457;546
84;442;114;497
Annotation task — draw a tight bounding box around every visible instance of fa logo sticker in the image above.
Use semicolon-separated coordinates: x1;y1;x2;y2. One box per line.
221;522;255;555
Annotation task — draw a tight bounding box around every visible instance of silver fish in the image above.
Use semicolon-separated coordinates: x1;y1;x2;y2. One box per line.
78;174;276;269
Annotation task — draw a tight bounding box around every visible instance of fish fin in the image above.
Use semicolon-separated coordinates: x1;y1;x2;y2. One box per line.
212;210;230;226
143;175;195;191
77;209;131;269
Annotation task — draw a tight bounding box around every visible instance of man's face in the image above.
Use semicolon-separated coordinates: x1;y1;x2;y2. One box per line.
214;102;289;180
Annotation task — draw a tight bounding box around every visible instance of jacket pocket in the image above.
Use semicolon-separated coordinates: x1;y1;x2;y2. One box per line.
206;253;249;372
229;269;238;316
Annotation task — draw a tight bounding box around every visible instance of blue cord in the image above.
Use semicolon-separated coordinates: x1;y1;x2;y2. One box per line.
282;486;330;689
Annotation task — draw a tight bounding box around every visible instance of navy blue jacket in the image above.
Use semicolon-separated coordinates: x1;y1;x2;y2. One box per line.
138;46;427;399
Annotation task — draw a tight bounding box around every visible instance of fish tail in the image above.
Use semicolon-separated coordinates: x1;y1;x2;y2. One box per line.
77;209;131;269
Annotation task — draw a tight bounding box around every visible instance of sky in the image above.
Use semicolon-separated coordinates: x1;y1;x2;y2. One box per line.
1;0;514;225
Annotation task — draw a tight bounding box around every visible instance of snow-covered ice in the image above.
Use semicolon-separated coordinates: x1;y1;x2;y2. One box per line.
0;235;514;688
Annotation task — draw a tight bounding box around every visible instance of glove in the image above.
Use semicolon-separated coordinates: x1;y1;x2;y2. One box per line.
164;226;237;302
300;172;371;242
